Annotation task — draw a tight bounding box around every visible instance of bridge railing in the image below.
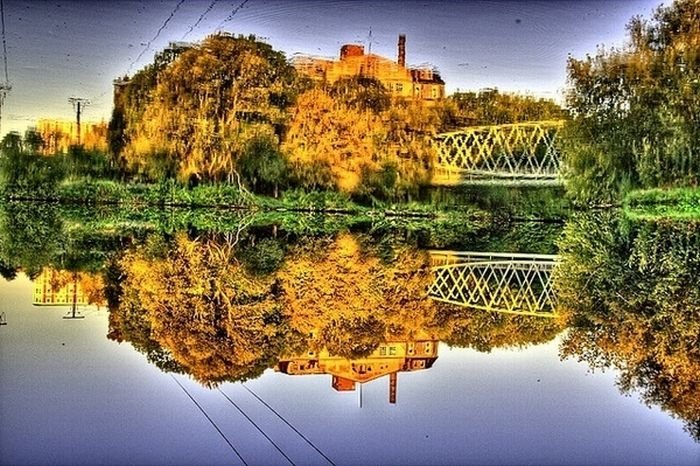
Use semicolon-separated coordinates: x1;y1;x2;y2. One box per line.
431;120;565;185
428;250;560;317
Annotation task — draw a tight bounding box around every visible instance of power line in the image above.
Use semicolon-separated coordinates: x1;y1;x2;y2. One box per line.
241;384;336;466
215;0;251;31
170;375;248;465
128;0;187;74
217;388;296;466
0;0;11;136
0;0;9;84
182;0;219;39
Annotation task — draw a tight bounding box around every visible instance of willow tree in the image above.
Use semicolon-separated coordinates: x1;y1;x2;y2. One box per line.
122;34;299;183
564;0;700;202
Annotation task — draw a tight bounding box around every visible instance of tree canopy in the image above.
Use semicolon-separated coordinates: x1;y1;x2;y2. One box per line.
117;34;300;183
564;0;700;202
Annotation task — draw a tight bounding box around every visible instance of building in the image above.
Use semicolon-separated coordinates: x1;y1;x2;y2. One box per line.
292;34;445;102
35;119;108;155
32;269;90;306
32;268;105;307
276;337;439;404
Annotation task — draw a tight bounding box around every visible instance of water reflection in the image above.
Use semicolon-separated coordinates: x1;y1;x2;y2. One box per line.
556;212;700;442
429;250;558;317
1;203;698;444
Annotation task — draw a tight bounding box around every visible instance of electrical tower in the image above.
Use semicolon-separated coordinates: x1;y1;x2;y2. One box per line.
68;97;90;145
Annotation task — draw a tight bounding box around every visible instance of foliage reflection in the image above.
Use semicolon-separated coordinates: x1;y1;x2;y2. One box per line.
556;213;700;441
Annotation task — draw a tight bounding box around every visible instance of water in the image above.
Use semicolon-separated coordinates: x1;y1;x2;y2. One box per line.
0;204;698;465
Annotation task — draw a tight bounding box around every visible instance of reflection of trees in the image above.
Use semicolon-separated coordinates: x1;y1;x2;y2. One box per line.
113;233;287;386
0;203;63;278
434;304;565;352
557;213;700;441
110;232;440;384
277;234;438;347
0;203;134;279
111;228;575;388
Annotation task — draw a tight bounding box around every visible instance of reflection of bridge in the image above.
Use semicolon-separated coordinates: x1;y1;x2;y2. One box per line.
431;120;564;186
428;251;559;317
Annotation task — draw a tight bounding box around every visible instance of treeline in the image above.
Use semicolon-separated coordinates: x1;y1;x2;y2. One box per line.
0;130;118;198
565;0;700;203
2;33;564;204
106;33;564;202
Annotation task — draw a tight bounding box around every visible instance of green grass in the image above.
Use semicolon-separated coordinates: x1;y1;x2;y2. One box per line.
623;187;700;220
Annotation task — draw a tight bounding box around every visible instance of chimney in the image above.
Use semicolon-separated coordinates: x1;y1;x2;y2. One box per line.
398;34;406;68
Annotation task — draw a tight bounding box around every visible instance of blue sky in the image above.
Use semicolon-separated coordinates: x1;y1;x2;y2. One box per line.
2;0;661;135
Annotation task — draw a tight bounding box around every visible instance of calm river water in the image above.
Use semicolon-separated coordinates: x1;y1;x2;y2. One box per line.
0;204;698;465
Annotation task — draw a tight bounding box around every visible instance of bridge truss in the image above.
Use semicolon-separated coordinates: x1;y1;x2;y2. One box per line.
432;120;565;186
428;251;559;317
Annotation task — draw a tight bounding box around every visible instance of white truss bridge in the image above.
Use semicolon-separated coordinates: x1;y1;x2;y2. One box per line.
431;120;565;186
428;251;560;317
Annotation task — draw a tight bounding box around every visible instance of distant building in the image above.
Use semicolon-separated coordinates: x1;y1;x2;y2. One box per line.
276;337;439;404
35;119;108;154
32;269;89;306
292;34;445;102
32;269;105;307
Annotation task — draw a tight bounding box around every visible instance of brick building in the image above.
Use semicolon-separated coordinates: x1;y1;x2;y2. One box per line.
293;34;445;102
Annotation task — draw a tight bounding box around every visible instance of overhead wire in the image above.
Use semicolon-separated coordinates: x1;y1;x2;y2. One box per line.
0;0;9;84
241;384;337;466
128;0;187;74
215;0;251;31
170;375;248;465
217;388;296;466
182;0;219;39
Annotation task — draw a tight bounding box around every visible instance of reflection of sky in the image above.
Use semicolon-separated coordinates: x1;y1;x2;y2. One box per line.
3;0;661;136
1;274;698;465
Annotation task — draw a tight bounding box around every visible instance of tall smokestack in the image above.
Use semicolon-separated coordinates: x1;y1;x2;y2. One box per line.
398;34;406;68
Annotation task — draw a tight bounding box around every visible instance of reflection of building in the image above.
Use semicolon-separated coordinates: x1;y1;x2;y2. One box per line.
276;338;438;404
32;269;104;307
293;34;445;101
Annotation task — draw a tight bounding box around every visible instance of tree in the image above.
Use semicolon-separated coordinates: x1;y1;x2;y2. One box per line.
564;0;700;202
283;79;437;199
237;133;287;197
120;34;299;184
556;212;700;441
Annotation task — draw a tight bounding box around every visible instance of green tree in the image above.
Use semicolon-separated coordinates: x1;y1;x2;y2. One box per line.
564;0;700;202
237;134;287;197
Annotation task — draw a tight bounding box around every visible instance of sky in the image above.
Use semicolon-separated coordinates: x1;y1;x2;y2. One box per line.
1;0;662;136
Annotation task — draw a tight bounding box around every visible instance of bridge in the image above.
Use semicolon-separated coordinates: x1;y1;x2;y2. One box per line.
428;251;559;317
431;120;565;186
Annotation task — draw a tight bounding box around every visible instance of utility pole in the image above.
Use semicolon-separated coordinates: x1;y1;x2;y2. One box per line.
0;83;9;136
68;97;90;145
0;0;12;136
62;272;85;320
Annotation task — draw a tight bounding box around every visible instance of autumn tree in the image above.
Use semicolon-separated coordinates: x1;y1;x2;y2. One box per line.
119;34;299;184
114;233;289;385
283;78;438;199
443;88;564;129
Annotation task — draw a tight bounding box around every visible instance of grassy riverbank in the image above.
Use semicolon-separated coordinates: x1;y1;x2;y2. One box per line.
623;187;700;220
0;178;569;221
